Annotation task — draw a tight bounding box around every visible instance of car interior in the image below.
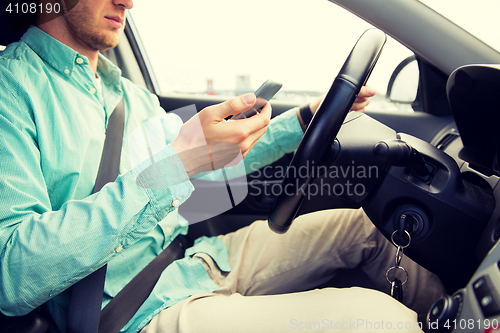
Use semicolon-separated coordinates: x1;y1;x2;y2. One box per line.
2;0;500;332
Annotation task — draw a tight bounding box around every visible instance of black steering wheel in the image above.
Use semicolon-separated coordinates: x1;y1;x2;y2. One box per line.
268;29;387;234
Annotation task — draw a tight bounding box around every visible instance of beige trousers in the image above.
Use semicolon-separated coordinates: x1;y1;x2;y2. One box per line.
141;209;445;333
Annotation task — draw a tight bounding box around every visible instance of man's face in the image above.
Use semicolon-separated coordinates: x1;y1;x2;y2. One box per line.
63;0;133;51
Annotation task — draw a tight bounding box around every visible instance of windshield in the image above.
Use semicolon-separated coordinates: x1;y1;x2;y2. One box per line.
130;0;414;111
419;0;500;52
129;0;497;111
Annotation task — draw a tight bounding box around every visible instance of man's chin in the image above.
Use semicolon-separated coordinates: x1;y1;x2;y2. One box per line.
93;33;121;51
103;40;119;50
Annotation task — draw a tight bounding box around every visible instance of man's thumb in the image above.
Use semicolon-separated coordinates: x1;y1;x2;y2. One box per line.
216;93;256;117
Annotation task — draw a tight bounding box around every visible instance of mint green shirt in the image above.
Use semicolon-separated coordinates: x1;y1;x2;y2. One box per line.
0;27;303;332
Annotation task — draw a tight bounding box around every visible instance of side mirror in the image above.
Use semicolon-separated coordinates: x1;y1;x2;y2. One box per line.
386;55;421;109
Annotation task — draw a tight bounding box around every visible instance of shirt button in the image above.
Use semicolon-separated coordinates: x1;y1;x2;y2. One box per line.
115;245;124;253
64;69;70;75
89;87;97;95
76;57;84;64
171;199;180;207
164;226;172;234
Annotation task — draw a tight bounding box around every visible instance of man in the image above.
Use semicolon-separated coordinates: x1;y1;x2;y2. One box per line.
0;0;444;332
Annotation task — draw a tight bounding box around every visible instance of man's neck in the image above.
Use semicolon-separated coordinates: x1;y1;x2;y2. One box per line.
37;20;99;74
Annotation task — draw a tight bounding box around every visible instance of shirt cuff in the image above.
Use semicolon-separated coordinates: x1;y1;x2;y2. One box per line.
132;144;194;220
269;107;304;153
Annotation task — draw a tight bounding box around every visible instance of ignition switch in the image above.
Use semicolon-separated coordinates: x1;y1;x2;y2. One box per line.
393;214;420;245
393;207;429;241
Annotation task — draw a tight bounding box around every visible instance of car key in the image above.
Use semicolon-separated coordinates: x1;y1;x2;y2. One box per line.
391;278;403;302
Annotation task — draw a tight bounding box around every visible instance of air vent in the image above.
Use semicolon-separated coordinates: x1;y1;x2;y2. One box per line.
436;133;459;150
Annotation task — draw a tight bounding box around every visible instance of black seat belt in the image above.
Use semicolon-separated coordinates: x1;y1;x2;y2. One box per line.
66;97;126;333
66;98;191;333
98;235;188;333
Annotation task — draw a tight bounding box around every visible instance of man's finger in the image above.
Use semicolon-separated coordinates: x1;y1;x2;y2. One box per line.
359;85;376;98
354;96;368;103
210;93;256;118
241;126;268;157
230;102;272;136
351;98;370;112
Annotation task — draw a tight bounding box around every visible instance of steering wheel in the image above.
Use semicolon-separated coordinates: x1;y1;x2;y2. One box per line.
268;29;387;234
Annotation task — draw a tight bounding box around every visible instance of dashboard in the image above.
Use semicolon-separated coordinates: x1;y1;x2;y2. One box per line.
427;230;500;333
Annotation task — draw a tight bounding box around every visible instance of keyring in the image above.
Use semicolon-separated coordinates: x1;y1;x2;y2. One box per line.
386;266;408;285
391;230;411;248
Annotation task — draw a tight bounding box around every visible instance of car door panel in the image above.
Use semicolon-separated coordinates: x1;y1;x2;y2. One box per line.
158;95;298;118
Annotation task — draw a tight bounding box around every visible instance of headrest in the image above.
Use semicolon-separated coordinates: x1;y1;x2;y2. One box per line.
447;64;500;174
0;6;31;46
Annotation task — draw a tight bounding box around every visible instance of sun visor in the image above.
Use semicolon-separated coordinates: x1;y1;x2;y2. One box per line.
447;64;500;176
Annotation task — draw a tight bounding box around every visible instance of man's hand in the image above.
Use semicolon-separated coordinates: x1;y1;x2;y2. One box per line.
350;85;377;113
309;85;377;115
172;94;271;178
297;85;376;131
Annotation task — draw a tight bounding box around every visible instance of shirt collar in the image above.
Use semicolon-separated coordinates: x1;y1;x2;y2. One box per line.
21;26;122;88
97;53;123;91
21;26;81;76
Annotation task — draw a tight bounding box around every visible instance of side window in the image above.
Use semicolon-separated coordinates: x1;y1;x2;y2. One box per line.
131;0;418;112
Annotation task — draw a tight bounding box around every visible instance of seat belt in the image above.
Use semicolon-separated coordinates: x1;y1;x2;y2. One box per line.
66;97;192;333
66;97;125;333
98;235;189;333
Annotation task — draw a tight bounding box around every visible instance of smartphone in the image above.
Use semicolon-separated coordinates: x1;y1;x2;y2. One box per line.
232;80;283;120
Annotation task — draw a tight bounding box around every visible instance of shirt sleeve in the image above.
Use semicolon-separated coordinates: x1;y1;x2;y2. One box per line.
0;77;194;316
242;107;303;173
